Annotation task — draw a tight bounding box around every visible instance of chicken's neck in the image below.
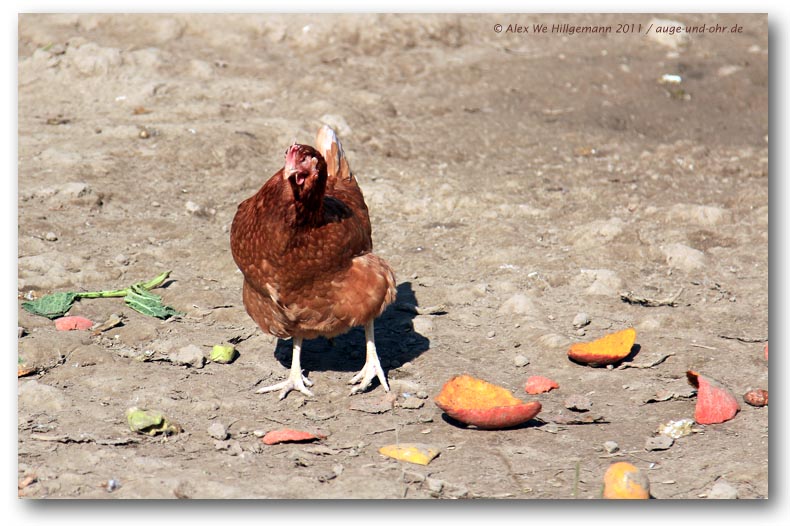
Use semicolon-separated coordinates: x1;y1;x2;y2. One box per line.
292;195;325;227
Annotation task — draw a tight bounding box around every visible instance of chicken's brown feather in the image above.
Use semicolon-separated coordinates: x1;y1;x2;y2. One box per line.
230;136;395;343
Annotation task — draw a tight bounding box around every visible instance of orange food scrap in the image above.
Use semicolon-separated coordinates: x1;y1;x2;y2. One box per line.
524;375;559;394
764;343;768;361
54;316;94;331
686;371;740;424
434;375;541;430
261;428;326;445
743;388;768;407
568;327;636;366
603;462;650;499
17;366;36;378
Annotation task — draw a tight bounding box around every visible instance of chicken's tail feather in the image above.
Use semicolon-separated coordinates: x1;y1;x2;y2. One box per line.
316;125;351;182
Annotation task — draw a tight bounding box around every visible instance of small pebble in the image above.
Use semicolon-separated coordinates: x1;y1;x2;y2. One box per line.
415;390;429;400
253;429;266;438
645;435;674;451
114;254;129;266
170;344;206;369
513;354;530;367
400;397;424;410
425;477;444;493
207;422;229;440
564;394;593;412
603;440;619;454
106;479;121;493
185;201;202;214
707;479;738;499
572;312;590;328
575;328;586;336
486;331;496;339
227;441;244;456
443;483;469;499
18;327;26;338
45;232;58;242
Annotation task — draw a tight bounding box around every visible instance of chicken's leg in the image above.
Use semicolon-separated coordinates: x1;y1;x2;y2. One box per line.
256;336;314;399
349;320;390;395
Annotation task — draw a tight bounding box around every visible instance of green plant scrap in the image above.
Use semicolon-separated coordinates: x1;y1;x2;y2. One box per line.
21;271;182;320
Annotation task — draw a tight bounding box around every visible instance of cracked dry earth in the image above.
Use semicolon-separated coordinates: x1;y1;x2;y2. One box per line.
18;13;767;499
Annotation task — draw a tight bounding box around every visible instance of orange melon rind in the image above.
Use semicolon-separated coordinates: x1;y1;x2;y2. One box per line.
435;375;542;430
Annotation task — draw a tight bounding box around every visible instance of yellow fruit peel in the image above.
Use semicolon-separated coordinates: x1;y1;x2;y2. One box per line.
379;443;440;466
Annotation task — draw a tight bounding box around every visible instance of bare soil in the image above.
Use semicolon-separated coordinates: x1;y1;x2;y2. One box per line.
17;13;768;499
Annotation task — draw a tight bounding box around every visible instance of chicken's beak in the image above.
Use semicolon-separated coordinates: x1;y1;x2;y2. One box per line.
284;144;301;183
284;145;318;187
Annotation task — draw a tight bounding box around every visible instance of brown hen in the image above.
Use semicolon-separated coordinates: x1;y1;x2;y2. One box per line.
230;126;396;399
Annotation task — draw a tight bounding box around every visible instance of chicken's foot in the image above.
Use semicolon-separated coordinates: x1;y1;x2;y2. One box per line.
349;320;390;395
256;337;314;399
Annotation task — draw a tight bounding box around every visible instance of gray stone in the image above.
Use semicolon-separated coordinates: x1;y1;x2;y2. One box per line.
645;435;674;451
565;395;593;412
603;441;619;454
572;312;590;328
399;397;425;410
662;243;706;272
207;422;228;440
425;477;444;493
707;479;738;499
170;345;205;369
412;316;433;334
513;354;530;367
443;483;469;499
185;201;203;214
58;182;91;198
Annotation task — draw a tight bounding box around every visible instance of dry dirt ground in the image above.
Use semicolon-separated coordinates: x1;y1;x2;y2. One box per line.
17;13;768;499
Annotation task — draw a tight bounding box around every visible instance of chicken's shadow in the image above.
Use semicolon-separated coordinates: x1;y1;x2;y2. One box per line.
273;282;432;379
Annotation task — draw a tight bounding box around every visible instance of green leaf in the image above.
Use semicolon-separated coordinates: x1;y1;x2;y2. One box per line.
21;292;79;319
20;271;178;320
123;284;183;319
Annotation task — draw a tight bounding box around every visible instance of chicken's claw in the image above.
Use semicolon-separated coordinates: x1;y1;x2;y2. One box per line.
349;321;390;395
349;360;389;395
256;336;314;399
256;372;314;400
